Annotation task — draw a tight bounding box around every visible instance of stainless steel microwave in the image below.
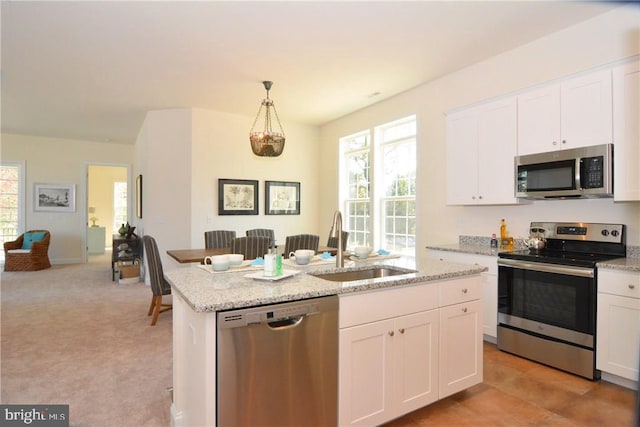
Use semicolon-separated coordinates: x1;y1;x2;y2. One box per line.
515;143;613;199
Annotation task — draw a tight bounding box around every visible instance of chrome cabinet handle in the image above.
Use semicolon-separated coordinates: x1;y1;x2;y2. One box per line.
462;307;468;313
629;284;636;290
562;140;567;144
388;331;394;337
399;328;405;334
461;288;468;293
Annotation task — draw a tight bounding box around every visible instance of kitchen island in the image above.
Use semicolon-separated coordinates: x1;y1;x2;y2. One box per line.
166;257;487;427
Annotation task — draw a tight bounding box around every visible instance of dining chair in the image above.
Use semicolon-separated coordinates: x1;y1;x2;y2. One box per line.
142;235;172;326
246;229;276;248
230;236;271;260
204;230;236;249
327;231;349;251
284;234;320;258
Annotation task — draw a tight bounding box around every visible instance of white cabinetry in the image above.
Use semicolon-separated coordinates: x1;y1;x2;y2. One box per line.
596;269;640;387
438;277;483;398
613;60;640;201
87;226;106;254
427;249;497;340
339;284;439;426
517;69;612;155
338;276;482;426
446;97;518;205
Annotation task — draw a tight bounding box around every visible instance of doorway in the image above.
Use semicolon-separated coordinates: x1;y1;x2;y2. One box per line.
86;164;129;263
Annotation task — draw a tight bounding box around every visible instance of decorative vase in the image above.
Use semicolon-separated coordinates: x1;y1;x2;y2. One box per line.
118;224;127;236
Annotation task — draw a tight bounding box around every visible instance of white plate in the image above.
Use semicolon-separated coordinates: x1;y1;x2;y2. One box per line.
244;269;299;281
350;253;379;261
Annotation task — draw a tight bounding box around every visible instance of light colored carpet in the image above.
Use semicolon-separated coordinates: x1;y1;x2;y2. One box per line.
1;253;172;427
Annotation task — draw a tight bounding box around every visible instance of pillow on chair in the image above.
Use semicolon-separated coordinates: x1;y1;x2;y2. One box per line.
22;231;47;249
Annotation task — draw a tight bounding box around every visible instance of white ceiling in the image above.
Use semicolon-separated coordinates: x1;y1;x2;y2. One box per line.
1;1;621;144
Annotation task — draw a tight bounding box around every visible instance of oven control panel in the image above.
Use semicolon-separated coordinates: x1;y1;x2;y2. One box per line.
530;222;625;244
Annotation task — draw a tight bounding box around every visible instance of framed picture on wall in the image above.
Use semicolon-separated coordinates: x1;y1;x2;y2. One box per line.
265;181;300;215
218;179;259;215
136;174;143;218
34;183;76;212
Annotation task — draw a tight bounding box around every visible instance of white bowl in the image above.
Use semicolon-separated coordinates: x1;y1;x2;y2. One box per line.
212;261;230;271
228;254;244;266
293;255;311;265
354;246;372;259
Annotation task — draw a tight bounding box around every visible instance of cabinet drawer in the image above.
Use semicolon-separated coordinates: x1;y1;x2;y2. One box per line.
439;276;482;307
340;282;438;328
599;269;640;299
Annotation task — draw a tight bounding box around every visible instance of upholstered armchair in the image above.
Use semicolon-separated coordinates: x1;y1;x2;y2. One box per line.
4;230;51;271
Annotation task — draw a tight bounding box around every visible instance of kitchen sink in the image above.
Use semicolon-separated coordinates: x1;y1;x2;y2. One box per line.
310;266;416;282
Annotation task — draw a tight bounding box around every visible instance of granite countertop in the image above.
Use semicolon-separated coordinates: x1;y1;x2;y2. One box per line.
427;236;640;273
425;243;504;257
165;256;487;313
597;257;640;272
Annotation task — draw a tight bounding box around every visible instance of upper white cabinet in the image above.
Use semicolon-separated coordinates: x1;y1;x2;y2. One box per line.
446;97;519;205
517;69;613;156
613;60;640;201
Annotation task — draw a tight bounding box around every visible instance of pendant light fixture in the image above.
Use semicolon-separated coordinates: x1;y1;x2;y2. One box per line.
249;81;285;157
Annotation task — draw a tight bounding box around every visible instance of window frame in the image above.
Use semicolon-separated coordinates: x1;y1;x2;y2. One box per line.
339;115;416;256
0;161;26;262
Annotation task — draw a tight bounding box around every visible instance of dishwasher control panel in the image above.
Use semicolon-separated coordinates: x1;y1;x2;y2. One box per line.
218;300;321;328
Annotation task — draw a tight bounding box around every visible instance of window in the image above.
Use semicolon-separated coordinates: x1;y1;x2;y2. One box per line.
0;162;25;262
341;131;371;248
339;116;416;255
113;182;127;230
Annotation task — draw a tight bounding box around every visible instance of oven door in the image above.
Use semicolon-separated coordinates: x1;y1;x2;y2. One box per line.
497;258;596;348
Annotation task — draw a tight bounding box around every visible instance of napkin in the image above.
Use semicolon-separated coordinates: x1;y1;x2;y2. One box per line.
377;249;390;256
250;257;264;266
319;252;334;259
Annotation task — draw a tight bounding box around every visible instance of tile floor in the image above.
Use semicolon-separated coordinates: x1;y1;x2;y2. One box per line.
385;342;638;427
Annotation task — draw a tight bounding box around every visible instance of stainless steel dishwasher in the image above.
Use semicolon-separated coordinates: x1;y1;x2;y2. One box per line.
217;295;338;427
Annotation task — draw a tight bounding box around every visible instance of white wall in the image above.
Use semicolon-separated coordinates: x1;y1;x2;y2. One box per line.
136;108;321;269
1;133;134;264
319;4;640;266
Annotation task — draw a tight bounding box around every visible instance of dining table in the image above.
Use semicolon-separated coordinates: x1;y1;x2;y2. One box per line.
167;247;231;264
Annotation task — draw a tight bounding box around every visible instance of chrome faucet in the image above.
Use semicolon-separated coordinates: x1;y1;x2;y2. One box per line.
330;210;344;268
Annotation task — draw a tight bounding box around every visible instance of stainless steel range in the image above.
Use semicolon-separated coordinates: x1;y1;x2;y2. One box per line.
497;221;626;380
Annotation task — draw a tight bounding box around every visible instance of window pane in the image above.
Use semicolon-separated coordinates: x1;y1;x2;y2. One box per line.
0;164;22;261
114;182;127;229
339;116;415;254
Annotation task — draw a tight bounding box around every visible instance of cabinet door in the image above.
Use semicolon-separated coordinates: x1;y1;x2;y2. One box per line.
517;84;561;155
613;60;640;201
339;319;394;426
596;293;640;381
427;250;497;340
393;310;439;415
477;97;518;205
439;299;483;398
446;108;479;205
561;69;613;149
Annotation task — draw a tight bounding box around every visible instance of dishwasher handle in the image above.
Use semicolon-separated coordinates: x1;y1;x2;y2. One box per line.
267;316;304;330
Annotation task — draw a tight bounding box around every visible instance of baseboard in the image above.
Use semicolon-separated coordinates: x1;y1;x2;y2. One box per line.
51;258;83;265
601;372;639;391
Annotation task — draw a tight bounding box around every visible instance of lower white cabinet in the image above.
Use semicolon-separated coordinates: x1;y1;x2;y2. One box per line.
439;299;483;398
87;226;106;254
339;310;439;426
427;249;497;340
339;276;482;426
596;269;640;383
